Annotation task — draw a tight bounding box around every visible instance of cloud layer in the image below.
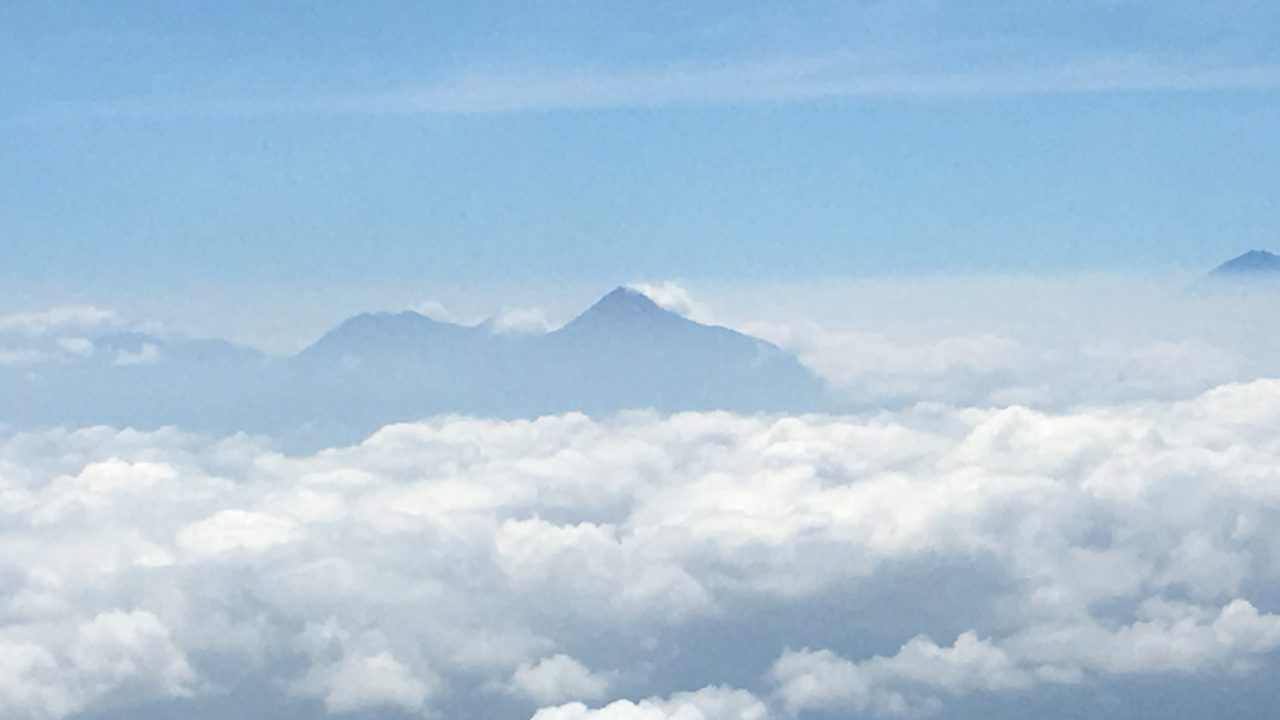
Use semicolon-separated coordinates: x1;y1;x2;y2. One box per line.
3;377;1280;718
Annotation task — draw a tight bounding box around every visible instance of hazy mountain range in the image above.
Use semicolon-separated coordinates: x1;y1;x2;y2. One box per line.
4;252;1277;447
0;287;828;447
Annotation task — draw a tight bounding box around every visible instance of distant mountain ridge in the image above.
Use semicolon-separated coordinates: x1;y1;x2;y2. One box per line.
1207;250;1280;277
0;287;829;448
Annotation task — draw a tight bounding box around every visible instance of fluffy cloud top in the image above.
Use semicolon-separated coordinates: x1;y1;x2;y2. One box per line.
626;283;717;325
510;654;613;705
3;379;1280;717
531;686;768;720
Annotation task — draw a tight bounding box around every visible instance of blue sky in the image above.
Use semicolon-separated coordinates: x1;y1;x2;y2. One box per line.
3;0;1279;294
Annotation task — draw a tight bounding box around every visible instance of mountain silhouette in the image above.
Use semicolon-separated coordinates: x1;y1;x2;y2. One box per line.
1194;250;1280;296
1207;250;1280;278
531;288;823;416
1;288;828;447
281;287;827;441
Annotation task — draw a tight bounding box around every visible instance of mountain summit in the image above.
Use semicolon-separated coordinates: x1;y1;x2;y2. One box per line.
564;286;672;326
530;287;825;418
557;286;696;337
298;310;482;363
1208;250;1280;277
588;286;666;315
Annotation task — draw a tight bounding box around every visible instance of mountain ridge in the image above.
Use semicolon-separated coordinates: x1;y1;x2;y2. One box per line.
1;287;829;448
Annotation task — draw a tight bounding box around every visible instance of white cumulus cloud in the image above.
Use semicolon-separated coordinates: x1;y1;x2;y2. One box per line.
2;379;1280;717
510;654;613;705
531;686;768;720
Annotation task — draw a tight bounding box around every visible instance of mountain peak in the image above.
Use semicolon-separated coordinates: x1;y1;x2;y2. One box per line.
1210;250;1280;276
329;310;460;336
552;286;693;338
300;310;475;358
598;286;664;311
572;286;675;322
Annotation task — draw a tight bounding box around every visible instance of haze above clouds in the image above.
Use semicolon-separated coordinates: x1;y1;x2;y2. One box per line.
6;271;1280;426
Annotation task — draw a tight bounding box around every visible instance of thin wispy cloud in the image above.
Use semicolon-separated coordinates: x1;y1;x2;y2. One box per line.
17;54;1280;124
0;306;117;336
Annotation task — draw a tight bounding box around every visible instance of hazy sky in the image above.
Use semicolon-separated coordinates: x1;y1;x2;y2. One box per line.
3;0;1279;296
